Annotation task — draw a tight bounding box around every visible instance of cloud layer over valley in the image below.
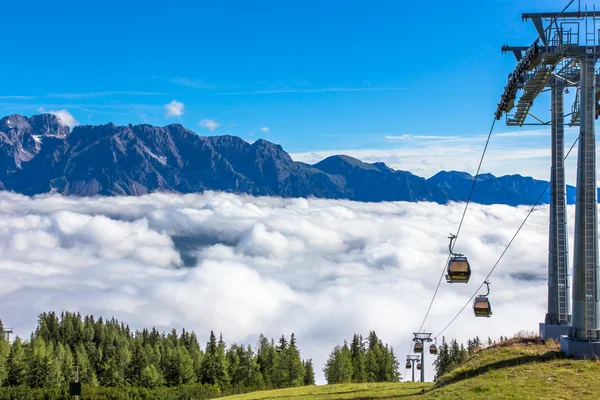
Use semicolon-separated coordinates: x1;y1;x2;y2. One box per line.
0;191;566;382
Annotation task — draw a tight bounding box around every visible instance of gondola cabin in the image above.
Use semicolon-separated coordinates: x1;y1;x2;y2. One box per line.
446;256;471;283
416;363;421;370
414;342;423;353
405;361;411;369
429;344;437;355
473;295;492;317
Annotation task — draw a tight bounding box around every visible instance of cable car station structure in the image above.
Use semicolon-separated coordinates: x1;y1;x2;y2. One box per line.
495;5;600;357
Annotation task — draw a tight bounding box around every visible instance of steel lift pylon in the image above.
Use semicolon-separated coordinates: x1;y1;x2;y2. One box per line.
412;332;432;382
496;4;600;355
405;355;420;382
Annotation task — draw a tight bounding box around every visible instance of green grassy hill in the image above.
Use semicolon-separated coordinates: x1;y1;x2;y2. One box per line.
220;336;600;400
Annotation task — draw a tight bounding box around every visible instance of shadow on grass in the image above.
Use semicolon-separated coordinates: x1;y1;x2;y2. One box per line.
433;350;561;389
246;386;429;400
248;395;424;400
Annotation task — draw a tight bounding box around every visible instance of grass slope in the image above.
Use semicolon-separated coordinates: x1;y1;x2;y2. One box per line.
220;337;600;400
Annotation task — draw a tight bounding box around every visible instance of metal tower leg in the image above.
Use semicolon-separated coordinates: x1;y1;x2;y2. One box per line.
420;351;424;382
541;81;572;341
561;56;600;357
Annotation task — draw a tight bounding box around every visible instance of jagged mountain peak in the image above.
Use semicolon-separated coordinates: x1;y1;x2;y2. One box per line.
0;113;587;205
1;113;69;138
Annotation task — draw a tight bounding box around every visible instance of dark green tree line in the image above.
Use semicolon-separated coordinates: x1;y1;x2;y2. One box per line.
323;331;400;384
0;312;314;397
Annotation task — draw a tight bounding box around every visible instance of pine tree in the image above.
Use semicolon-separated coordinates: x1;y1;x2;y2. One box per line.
185;331;204;380
164;345;196;386
387;347;401;382
140;364;162;388
59;343;75;384
350;333;366;383
46;341;63;386
285;333;305;387
303;359;315;385
227;344;242;391
323;346;340;384
199;330;229;389
0;320;9;385
433;337;450;381
256;334;276;389
25;336;57;388
323;344;353;384
75;343;98;386
126;341;149;385
272;336;290;388
5;337;26;386
278;335;288;352
243;344;265;391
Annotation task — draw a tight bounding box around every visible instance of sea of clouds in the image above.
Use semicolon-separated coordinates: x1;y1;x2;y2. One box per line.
0;190;570;383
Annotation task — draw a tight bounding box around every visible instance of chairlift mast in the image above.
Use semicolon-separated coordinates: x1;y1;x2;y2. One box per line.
1;328;12;341
405;355;420;382
495;2;600;354
412;332;433;382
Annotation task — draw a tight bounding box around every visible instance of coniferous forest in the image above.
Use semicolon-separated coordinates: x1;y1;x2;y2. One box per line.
0;312;402;399
322;332;401;384
0;312;316;399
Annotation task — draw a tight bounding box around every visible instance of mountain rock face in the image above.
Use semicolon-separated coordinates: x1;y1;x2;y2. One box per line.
0;114;589;205
427;171;578;206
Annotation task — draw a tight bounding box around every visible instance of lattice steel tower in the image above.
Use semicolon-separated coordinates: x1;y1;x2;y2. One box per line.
496;4;600;355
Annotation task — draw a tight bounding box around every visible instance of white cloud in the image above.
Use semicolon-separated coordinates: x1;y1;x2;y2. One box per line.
169;77;215;89
36;107;79;128
261;127;270;134
216;87;405;95
494;131;549;137
199;119;220;131
289;137;595;187
164;100;185;118
385;134;459;141
0;191;564;384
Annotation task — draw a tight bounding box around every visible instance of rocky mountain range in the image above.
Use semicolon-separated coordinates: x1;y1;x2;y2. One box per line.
0;113;585;205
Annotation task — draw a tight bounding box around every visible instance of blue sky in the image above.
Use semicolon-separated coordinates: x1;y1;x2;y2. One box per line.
0;0;592;182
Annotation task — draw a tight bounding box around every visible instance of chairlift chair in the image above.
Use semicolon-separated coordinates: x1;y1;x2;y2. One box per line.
473;281;492;317
446;234;471;283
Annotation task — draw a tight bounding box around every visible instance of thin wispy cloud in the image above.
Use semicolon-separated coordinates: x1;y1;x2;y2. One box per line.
260;127;270;134
0;190;558;383
44;91;169;99
169;76;216;89
290;142;587;186
0;92;174;101
385;134;460;141
494;127;579;137
199;118;220;131
495;131;548;137
0;95;36;100
215;87;406;95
